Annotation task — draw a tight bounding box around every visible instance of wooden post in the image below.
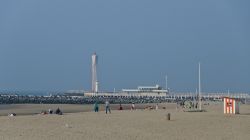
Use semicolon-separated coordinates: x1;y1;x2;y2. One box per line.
167;113;171;121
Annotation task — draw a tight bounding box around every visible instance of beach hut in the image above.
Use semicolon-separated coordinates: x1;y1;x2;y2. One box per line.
223;97;239;114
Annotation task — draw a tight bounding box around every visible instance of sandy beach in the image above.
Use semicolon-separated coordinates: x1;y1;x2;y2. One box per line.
0;103;250;140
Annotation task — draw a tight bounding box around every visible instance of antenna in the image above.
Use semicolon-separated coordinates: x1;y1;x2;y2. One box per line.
198;62;202;110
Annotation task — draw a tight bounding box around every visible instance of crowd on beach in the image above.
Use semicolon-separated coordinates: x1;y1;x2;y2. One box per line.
4;98;238;117
7;100;162;117
93;100;160;114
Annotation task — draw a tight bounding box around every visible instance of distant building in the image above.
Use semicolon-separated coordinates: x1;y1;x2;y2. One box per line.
85;85;168;97
122;85;169;97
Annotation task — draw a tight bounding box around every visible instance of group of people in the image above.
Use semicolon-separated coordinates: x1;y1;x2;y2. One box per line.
40;108;63;115
177;101;199;110
94;100;111;114
93;101;141;114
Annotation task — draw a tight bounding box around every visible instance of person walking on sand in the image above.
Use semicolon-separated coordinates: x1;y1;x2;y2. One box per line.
155;103;159;110
105;100;111;114
131;103;135;110
94;101;99;112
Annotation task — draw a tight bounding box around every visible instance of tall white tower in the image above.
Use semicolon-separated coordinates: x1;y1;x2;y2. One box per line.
92;53;98;93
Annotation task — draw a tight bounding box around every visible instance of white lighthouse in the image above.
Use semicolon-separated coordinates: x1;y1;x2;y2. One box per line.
92;53;98;93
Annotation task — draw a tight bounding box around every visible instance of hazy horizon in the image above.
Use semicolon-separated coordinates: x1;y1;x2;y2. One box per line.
0;1;249;93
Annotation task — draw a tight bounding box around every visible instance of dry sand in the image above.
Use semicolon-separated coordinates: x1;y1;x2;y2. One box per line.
0;103;250;140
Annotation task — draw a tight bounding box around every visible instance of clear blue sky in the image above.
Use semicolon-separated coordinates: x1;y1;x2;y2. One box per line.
0;0;249;92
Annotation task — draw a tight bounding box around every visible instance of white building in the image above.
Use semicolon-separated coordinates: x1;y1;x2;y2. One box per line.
122;85;168;97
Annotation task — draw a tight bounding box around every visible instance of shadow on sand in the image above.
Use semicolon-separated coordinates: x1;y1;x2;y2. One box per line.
238;113;250;116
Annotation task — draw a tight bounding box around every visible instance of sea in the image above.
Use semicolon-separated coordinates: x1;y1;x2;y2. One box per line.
0;89;65;96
